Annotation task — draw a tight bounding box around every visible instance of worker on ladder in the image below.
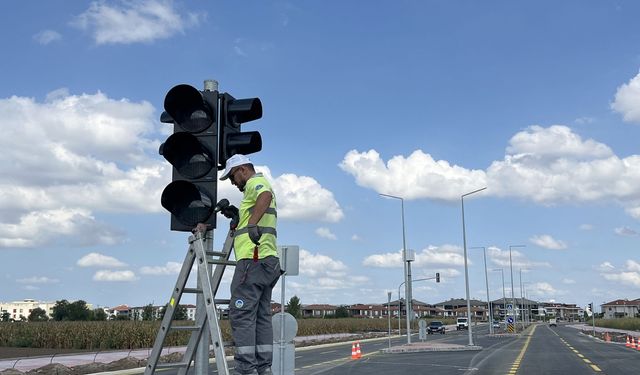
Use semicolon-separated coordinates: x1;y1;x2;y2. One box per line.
220;154;281;375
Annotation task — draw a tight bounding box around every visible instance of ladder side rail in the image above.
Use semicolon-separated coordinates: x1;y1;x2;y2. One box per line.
194;234;231;375
144;245;198;375
178;229;236;375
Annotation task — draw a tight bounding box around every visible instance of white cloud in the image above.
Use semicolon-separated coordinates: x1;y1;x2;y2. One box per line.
600;260;640;287
33;30;62;45
579;224;594;231
0;208;124;248
597;262;616;272
615;226;638;236
315;227;337;240
300;249;348;278
140;261;182;275
93;270;137;282
0;90;166;248
363;244;466;269
262;169;344;223
77;252;127;268
351;234;361;241
72;0;204;45
340;149;487;201
562;278;576;284
529;282;565;297
487;246;551;269
340;125;640;219
530;234;567;250
611;70;640;123
16;276;59;284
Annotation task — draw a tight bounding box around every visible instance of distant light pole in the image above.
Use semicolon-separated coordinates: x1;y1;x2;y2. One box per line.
380;193;412;344
461;187;487;346
509;245;526;332
493;268;506;322
471;246;493;334
519;268;529;330
387;291;392;349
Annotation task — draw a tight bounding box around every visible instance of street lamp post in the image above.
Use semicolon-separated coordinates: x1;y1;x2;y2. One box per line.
471;246;492;334
380;193;412;344
519;268;529;330
461;187;487;346
508;245;526;332
493;268;506;322
387;291;392;349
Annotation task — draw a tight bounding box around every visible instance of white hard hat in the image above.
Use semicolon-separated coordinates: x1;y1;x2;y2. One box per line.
220;154;252;180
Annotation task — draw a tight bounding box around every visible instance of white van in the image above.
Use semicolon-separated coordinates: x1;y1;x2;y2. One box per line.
456;317;469;330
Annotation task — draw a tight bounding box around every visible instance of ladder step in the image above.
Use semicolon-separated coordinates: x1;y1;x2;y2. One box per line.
206;251;229;257
183;287;202;294
207;258;237;266
215;299;230;305
170;325;201;331
155;362;189;369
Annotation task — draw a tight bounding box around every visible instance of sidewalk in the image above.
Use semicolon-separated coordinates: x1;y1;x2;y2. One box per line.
0;334;365;372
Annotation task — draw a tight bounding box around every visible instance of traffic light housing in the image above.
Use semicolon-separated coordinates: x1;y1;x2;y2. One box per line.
159;84;218;231
218;93;262;169
436;272;440;283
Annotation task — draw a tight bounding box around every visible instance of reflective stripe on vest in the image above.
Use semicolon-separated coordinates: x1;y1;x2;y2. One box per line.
234;226;277;237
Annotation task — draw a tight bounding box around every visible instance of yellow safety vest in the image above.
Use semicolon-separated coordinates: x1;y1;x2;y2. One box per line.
234;173;278;260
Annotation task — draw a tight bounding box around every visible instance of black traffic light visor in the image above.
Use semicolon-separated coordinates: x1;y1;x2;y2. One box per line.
161;180;214;226
164;84;214;133
159;132;214;179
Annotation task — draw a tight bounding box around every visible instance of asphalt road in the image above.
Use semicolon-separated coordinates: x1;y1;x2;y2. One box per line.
175;323;640;374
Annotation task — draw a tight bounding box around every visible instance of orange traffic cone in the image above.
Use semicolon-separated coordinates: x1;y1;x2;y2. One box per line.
351;342;359;359
605;332;611;342
355;341;362;359
633;337;638;350
636;338;640;351
626;335;631;347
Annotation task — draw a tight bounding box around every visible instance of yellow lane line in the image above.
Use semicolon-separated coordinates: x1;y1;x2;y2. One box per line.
505;324;537;374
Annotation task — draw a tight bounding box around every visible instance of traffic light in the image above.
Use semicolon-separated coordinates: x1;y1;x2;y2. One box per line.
159;84;218;231
218;93;262;169
435;272;440;283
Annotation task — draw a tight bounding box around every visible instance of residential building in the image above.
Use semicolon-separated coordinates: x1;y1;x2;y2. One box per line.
601;299;640;319
0;299;57;321
302;304;336;318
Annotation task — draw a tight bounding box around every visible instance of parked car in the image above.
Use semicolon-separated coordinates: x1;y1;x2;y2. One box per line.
549;318;557;327
427;320;446;334
492;321;501;329
456;317;469;330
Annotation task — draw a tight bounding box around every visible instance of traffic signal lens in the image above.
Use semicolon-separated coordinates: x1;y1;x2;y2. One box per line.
227;131;262;156
161;180;213;226
164;84;214;133
160;133;214;179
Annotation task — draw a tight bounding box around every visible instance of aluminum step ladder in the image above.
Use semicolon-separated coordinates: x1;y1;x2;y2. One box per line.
144;227;236;375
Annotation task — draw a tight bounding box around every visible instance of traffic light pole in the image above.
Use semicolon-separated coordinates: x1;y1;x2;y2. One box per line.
195;79;219;375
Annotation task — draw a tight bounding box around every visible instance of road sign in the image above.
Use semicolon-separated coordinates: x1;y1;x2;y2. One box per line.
506;304;513;311
507;316;514;324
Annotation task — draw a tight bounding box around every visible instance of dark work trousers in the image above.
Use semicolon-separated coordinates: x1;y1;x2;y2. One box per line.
230;256;281;374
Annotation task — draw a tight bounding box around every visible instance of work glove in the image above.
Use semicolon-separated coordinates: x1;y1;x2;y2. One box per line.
221;205;239;219
247;224;261;245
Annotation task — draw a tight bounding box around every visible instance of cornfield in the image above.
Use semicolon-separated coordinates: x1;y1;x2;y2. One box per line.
596;318;640;331
0;318;450;349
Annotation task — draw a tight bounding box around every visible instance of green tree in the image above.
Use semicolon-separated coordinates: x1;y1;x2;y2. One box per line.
1;312;10;322
335;305;351;318
142;304;155;321
28;307;48;322
52;300;70;321
67;300;90;321
92;308;107;321
174;305;188;320
286;295;301;319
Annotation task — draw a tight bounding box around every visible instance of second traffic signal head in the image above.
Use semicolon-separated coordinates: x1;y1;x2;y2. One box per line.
218;93;263;169
159;84;218;232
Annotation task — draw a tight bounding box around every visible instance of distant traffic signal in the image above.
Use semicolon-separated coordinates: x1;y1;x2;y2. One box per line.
435;272;440;283
159;84;218;231
218;93;262;169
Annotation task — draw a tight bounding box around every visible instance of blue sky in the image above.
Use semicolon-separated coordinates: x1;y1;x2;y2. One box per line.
2;1;640;312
